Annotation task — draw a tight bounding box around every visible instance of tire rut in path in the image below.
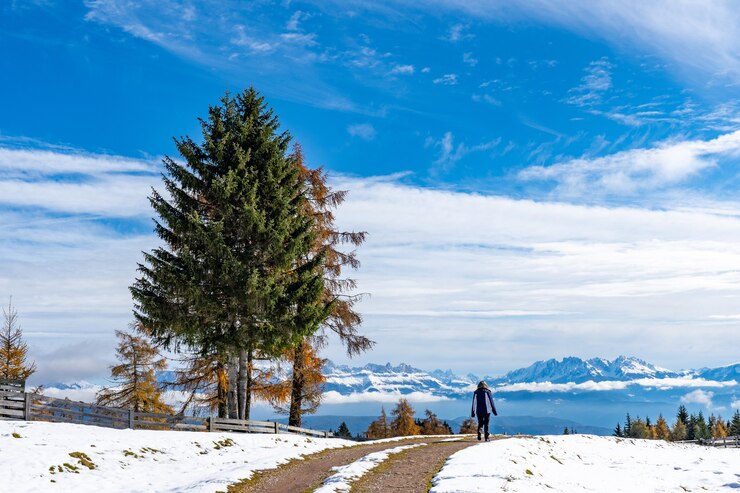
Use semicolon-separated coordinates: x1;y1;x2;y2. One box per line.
350;438;476;493
227;436;436;493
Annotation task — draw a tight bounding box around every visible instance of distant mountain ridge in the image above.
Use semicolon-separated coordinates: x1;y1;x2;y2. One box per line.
322;356;739;399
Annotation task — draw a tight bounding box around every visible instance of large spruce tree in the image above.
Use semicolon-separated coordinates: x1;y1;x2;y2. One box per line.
131;88;328;418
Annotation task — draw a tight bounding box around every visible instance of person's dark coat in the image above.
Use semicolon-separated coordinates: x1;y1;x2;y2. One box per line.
471;387;497;418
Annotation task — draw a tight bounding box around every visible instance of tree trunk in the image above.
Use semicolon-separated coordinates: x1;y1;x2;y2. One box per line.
216;362;228;419
237;349;248;419
288;340;305;427
244;348;253;421
227;355;238;419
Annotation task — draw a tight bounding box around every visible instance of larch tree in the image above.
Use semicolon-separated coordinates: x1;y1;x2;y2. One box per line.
711;415;728;438
670;419;688;441
458;417;477;435
0;298;36;381
419;409;451;435
286;148;372;427
274;338;325;423
96;328;173;414
366;407;391;439
390;398;420;437
131;88;328;419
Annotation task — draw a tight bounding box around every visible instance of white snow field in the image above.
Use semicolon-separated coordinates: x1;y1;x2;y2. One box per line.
0;420;353;493
431;435;740;493
314;443;425;493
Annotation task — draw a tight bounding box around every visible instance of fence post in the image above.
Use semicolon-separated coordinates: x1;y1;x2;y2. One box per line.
128;408;134;429
274;421;279;434
324;431;328;438
23;392;31;421
209;416;214;432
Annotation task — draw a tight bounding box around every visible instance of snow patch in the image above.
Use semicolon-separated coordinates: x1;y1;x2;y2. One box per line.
314;443;425;492
430;435;740;492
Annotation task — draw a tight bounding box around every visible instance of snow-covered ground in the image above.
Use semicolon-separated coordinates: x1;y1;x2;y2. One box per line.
0;420;353;493
431;435;740;492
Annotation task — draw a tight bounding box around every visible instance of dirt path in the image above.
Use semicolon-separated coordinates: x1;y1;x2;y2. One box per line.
227;436;441;493
350;438;477;493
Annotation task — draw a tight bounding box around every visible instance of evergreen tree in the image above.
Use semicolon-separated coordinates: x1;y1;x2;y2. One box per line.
730;410;740;436
96;328;173;414
287;149;371;426
366;407;390;439
676;404;689;426
686;413;697;440
459;417;477;434
163;351;225;415
696;411;709;439
0;298;36;381
671;419;688;441
336;421;352;438
563;427;569;435
624;413;632;438
613;422;623;437
390;398;421;437
655;414;670;441
131;88;328;419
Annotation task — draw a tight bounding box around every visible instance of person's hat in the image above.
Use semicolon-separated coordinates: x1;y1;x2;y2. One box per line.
477;380;488;389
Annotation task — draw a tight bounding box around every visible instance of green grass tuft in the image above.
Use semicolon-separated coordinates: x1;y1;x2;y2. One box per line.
525;469;534;475
12;432;21;438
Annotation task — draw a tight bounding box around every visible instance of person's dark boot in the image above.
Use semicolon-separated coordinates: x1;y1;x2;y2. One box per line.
485;433;490;442
477;430;482;440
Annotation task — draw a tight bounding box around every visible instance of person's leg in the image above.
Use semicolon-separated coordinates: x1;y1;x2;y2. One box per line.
476;417;482;440
483;413;490;440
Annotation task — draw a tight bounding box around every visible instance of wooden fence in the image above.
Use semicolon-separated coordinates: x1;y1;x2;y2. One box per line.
675;436;740;448
0;381;333;438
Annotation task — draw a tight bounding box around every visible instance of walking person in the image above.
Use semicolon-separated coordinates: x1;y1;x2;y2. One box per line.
471;380;497;441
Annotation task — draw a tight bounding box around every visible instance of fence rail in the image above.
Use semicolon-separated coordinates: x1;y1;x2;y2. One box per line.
674;436;739;448
0;380;333;438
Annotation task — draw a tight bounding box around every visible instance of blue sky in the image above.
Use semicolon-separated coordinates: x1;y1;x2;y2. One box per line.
1;1;740;383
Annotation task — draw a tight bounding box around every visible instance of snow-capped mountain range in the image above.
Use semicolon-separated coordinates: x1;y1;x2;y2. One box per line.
321;356;739;400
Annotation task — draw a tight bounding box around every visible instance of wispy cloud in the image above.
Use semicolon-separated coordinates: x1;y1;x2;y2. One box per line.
347;123;377;141
433;73;458;85
565;58;613;107
408;0;740;84
389;64;415;75
322;390;451;404
426;132;500;169
443;23;472;42
462;52;478;67
519;130;740;196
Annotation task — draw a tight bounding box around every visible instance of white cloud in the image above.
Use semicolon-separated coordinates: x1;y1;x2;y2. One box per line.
322;390;451;404
519;130;740;196
6;145;740;378
496;377;735;393
421;67;431;73
389;64;415;75
433;73;458;85
463;52;478;67
680;389;714;407
444;23;472;42
347;123;377;141
731;398;740;410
